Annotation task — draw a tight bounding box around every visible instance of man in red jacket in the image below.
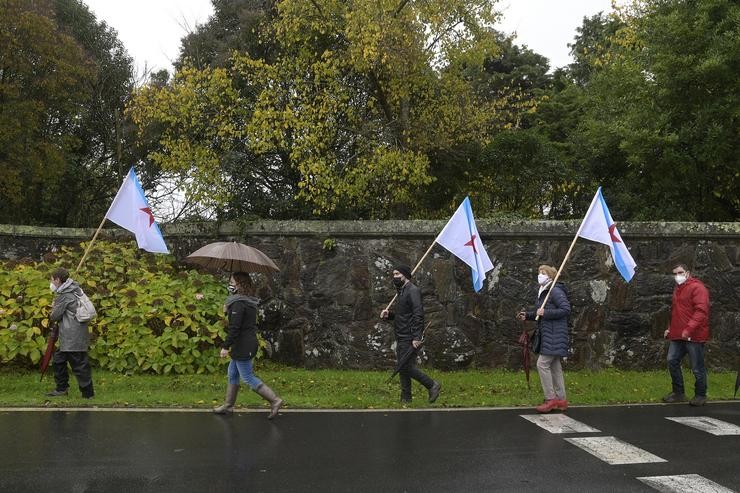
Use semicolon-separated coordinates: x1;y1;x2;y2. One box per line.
662;263;710;406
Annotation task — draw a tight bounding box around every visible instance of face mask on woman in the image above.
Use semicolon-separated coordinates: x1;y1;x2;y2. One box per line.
50;282;57;293
537;274;550;285
674;274;687;285
227;284;237;294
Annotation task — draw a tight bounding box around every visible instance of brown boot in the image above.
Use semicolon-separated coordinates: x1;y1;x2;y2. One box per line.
255;384;283;419
213;384;239;414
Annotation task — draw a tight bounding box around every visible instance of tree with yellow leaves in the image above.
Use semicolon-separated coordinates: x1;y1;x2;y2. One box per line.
130;0;511;218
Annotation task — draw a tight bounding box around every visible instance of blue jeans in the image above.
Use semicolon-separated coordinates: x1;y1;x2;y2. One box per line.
667;341;707;397
227;358;263;390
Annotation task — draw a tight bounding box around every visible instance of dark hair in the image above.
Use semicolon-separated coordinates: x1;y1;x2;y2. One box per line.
672;263;690;272
51;267;69;282
231;272;254;295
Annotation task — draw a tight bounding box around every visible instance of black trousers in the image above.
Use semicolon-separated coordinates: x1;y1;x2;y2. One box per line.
396;340;434;401
52;350;94;397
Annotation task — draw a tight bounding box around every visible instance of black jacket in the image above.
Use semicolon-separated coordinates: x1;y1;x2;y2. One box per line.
389;282;424;342
222;295;259;360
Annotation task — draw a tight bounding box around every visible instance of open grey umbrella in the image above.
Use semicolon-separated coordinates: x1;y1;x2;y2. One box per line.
185;241;280;274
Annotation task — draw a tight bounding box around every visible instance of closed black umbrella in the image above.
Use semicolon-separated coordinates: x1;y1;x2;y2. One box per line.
387;322;431;383
734;369;739;399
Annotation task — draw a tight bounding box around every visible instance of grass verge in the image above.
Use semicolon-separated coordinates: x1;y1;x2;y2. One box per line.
1;366;736;410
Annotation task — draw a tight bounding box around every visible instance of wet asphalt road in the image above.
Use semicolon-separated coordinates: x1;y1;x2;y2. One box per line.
1;403;738;493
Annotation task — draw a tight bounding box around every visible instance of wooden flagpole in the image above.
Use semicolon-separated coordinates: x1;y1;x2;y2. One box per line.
75;215;108;273
384;239;437;312
74;169;129;273
535;217;589;320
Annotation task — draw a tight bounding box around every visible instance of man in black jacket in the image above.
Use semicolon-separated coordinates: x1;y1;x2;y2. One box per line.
381;265;441;404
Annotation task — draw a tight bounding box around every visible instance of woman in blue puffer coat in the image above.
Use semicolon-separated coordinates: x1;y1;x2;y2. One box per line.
517;264;571;413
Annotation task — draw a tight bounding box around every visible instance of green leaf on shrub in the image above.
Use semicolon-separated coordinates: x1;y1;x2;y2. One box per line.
0;240;264;375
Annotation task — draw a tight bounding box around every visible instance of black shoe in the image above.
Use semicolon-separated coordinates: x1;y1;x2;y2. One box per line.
80;382;94;399
45;389;68;397
662;392;687;403
689;395;707;406
428;382;441;403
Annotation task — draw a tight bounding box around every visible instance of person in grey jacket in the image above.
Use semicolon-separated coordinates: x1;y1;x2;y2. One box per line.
381;265;441;404
46;267;94;398
517;264;570;413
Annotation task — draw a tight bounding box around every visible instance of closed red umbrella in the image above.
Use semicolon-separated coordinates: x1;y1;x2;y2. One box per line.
40;324;59;382
517;328;532;390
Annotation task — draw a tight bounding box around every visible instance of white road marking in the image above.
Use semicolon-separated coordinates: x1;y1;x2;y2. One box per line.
564;436;667;465
637;474;736;493
520;414;601;434
666;417;740;436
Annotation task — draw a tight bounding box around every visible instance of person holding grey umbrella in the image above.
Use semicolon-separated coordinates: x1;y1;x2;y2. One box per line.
213;272;283;419
380;265;441;404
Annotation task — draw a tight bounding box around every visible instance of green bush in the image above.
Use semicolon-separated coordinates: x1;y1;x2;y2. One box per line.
0;241;246;375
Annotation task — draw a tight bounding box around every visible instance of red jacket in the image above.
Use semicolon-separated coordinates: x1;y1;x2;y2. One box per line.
668;277;710;342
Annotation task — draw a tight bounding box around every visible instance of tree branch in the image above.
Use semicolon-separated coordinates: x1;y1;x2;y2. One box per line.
394;0;410;17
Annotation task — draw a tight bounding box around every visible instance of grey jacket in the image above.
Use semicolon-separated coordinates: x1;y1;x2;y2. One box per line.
50;279;90;352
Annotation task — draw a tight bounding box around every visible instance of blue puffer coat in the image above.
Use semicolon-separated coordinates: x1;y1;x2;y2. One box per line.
525;282;571;357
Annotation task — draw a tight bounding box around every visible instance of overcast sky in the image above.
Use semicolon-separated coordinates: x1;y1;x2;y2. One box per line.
85;0;615;75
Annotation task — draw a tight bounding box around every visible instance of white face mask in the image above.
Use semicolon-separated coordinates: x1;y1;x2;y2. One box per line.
50;282;57;292
537;274;550;285
674;274;687;285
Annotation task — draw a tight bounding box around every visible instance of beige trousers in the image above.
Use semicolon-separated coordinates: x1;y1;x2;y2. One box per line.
537;354;566;400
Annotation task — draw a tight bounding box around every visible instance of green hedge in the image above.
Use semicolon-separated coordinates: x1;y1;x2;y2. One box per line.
0;241;252;374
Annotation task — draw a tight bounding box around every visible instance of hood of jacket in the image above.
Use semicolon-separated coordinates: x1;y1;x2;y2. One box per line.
56;278;81;295
224;294;259;311
553;281;568;296
540;281;568;296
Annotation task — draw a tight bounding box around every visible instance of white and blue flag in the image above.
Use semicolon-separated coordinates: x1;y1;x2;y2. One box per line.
578;187;636;282
105;168;169;254
435;197;493;292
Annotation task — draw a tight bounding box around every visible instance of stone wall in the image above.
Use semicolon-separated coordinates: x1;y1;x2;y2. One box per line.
1;221;738;371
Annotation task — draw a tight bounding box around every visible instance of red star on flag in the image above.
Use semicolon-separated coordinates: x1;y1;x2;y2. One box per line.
140;207;155;227
608;223;621;243
464;234;478;253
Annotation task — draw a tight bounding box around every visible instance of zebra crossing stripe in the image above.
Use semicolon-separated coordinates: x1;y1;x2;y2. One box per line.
637;474;736;493
666;417;740;436
564;436;667;465
520;414;601;434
